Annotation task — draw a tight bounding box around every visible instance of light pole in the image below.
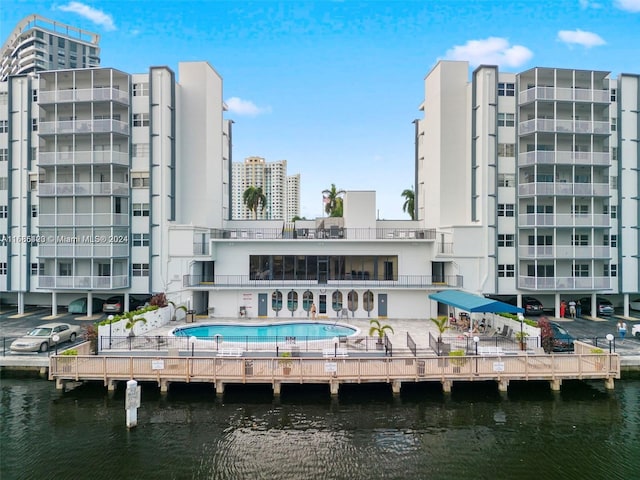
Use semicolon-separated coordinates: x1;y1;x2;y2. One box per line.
189;336;196;357
518;314;525;350
108;315;114;350
473;335;480;374
606;333;614;371
52;334;60;355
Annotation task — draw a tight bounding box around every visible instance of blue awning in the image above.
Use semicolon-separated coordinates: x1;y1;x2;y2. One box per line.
429;290;524;313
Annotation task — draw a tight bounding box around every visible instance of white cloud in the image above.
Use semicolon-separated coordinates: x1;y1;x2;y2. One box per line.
56;2;116;31
444;37;533;68
614;0;640;12
558;29;606;48
225;97;271;116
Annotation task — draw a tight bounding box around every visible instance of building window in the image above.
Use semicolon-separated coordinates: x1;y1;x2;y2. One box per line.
0;120;7;133
572;204;589;215
133;113;149;127
498;264;515;277
133;83;149;96
497;143;515;157
611;118;617;132
31;205;38;217
0;262;7;275
133;203;150;217
497;113;515;127
610;88;617;102
0;205;7;218
31;263;44;275
497;234;514;247
571;234;588;246
611;205;617;219
572;264;589;277
498;82;515;96
0;91;7;105
498;174;515;187
31;119;38;132
131;173;150;188
132;233;149;247
527;264;554;277
497;203;514;217
611;147;618;161
610;264;617;277
604;234;618;247
0;149;7;162
59;263;72;276
32;89;38;102
132;143;149;157
0;177;7;190
610;176;618;189
133;263;149;277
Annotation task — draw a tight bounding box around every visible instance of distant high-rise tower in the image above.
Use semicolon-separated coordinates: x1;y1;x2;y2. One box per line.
232;156;300;220
1;14;100;81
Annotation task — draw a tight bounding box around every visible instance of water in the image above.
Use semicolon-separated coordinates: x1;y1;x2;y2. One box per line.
173;321;357;340
1;375;639;480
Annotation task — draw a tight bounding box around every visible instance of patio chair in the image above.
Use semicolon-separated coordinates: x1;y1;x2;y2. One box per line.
499;325;510;337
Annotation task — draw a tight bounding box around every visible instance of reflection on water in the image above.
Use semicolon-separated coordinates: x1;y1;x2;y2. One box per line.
1;375;639;480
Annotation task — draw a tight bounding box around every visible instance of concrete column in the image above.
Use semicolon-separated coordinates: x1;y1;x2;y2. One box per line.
623;293;629;318
124;293;130;312
87;292;93;317
604;377;615;390
392;380;402;395
498;379;509;392
272;381;281;396
160;380;170;394
516;294;523;310
555;293;561;318
550;379;562;391
330;381;340;396
55;378;65;390
442;380;452;393
216;380;226;396
51;292;57;316
107;379;118;391
17;292;25;315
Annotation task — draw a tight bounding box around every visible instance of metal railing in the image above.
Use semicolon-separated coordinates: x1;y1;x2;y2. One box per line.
406;332;416;356
209;227;436;241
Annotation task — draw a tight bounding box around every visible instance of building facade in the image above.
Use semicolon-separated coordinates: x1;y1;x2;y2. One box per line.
417;61;640;316
231;156;300;221
1;14;100;82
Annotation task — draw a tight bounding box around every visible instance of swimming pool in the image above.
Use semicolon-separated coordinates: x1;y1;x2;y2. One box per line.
172;321;358;341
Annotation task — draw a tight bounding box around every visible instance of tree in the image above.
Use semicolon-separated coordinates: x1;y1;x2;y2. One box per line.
401;188;415;220
243;186;266;219
322;184;345;217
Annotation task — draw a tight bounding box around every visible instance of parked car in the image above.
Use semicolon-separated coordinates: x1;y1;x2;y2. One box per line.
550;322;575;352
632;324;640;339
629;299;640;312
68;297;105;314
10;322;81;353
102;295;149;314
521;296;544;316
579;297;614;316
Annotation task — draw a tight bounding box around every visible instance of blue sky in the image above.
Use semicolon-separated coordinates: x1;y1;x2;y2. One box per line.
3;1;639;219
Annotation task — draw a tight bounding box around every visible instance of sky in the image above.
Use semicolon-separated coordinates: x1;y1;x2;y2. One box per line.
2;0;639;219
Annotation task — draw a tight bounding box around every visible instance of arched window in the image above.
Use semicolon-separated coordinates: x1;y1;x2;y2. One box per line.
302;290;313;312
272;290;283;315
363;290;374;313
287;290;298;315
332;291;343;312
348;290;358;313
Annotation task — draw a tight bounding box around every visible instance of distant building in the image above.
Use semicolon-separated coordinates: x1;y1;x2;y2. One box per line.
231;156;300;221
1;14;100;81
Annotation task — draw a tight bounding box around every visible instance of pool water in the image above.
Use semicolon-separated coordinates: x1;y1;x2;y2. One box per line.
173;322;357;340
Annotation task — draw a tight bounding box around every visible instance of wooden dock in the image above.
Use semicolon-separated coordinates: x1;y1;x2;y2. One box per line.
49;341;620;395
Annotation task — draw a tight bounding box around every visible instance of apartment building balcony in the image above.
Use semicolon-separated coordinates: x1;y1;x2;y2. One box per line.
519;86;610;104
38;275;129;290
39;182;129;196
193;242;210;256
39;119;129;135
518;182;609;197
38;213;129;227
210;227;436;241
39;150;129;166
518;213;610;227
518;275;611;291
518;151;610;167
38;243;129;258
518;245;610;259
184;274;463;289
519;118;610;136
38;87;129;105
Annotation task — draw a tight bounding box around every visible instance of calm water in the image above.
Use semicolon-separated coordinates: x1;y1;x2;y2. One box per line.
173;322;357;340
1;375;638;480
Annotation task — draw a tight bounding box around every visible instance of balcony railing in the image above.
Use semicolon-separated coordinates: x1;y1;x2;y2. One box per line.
39;182;129;196
39;119;129;135
518;118;609;135
519;86;610;104
193;243;210;255
38;213;129;227
183;274;463;289
38;243;129;258
517;245;610;259
518;182;609;197
38;87;129;104
38;275;129;289
518;151;610;166
518;275;611;291
518;213;610;227
39;150;129;166
210;227;436;241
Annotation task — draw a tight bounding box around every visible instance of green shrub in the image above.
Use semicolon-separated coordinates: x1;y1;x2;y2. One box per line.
61;349;78;356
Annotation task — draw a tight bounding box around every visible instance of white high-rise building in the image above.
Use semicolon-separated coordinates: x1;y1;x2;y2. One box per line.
0;14;100;82
417;61;640;316
0;62;230;313
231;156;300;221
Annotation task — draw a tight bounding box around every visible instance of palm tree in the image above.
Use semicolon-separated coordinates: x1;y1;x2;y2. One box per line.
401;188;415;220
322;184;345;217
242;186;266;219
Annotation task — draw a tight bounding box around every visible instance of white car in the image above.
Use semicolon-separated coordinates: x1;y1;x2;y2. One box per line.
630;299;640;311
10;323;81;353
632;324;640;339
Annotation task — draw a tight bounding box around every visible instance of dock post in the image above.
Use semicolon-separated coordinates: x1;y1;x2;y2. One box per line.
215;381;225;396
498;379;509;392
604;377;615;390
107;379;118;391
549;379;562;391
392;380;402;395
273;381;281;396
159;380;170;394
442;380;452;393
329;381;340;396
55;378;65;390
